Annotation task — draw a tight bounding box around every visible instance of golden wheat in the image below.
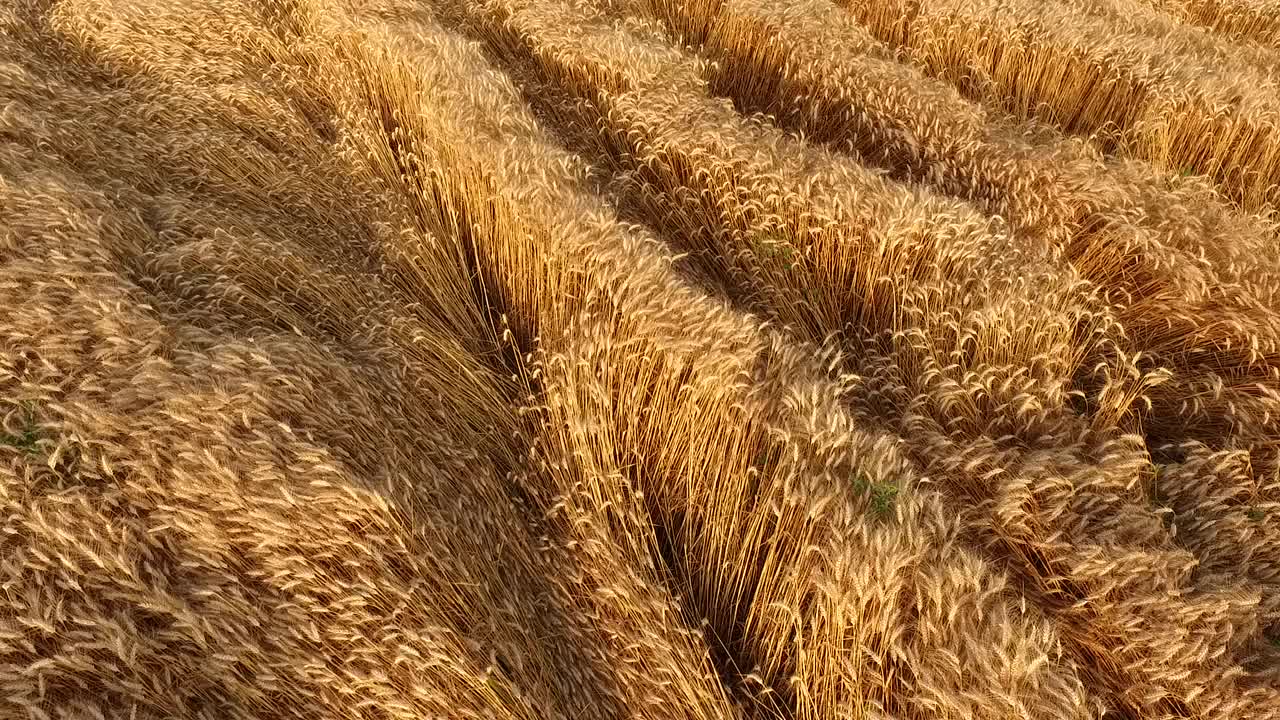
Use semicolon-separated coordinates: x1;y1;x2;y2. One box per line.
642;0;1280;380
3;0;1280;719
1062;0;1280;74
414;0;1280;715
300;3;1095;716
1142;0;1280;50
847;0;1280;213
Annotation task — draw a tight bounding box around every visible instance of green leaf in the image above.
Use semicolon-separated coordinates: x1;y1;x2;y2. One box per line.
0;403;40;455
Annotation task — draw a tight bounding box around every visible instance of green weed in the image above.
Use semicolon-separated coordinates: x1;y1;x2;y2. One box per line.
753;232;800;269
0;403;41;455
853;470;898;518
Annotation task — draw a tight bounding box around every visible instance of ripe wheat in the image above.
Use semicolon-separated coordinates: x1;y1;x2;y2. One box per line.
1142;0;1280;50
3;0;1280;719
847;0;1280;213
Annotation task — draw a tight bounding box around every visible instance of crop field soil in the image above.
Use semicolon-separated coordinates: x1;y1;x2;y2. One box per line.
4;0;1280;718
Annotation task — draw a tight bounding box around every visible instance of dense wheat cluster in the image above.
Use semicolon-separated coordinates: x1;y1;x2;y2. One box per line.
3;0;1280;718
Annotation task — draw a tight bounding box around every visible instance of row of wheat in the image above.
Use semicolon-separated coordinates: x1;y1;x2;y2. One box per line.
1143;0;1280;50
846;0;1280;213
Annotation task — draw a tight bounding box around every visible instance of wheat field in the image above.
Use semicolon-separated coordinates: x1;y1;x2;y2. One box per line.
3;0;1280;718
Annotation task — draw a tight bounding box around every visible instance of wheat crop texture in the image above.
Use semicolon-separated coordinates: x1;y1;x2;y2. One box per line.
4;0;1280;718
